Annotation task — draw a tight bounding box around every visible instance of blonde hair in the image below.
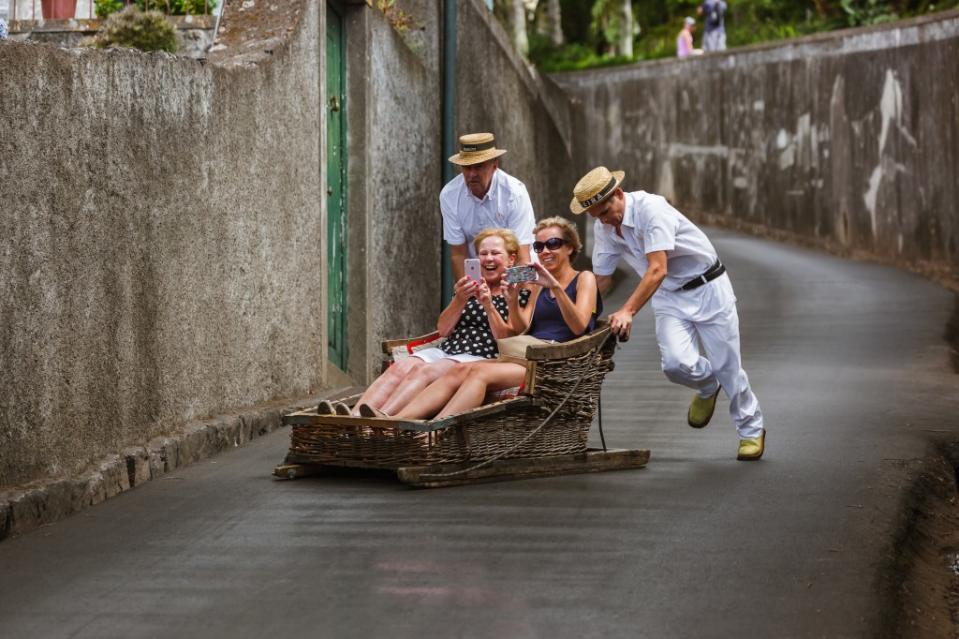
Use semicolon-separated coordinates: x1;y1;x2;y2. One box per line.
474;227;520;256
534;216;583;259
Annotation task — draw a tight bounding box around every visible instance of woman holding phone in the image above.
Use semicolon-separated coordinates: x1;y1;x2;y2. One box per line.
317;228;531;417
394;217;601;420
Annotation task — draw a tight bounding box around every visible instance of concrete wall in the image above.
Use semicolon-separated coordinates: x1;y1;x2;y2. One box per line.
0;1;325;487
553;11;959;287
455;0;575;223
349;1;444;380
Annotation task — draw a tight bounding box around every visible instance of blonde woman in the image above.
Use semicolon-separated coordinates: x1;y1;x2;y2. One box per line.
318;228;532;417
395;217;602;419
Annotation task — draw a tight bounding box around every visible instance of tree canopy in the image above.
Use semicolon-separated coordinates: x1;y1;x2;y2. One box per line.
492;0;959;72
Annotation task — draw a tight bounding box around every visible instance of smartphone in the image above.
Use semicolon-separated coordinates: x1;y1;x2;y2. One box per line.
505;265;538;285
464;258;482;282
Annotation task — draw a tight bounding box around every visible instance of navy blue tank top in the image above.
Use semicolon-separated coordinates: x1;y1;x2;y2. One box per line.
528;273;603;342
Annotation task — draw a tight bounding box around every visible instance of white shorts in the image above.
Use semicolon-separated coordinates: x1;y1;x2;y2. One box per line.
412;347;486;364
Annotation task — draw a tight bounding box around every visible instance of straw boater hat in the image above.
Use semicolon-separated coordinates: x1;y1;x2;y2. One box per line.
569;166;626;215
448;132;508;166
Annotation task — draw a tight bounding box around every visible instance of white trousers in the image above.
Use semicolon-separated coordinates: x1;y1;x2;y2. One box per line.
652;274;764;439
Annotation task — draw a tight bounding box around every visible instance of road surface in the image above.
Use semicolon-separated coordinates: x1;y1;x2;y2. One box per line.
1;228;957;638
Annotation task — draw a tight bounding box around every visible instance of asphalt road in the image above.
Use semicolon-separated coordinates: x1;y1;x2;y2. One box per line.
1;228;957;638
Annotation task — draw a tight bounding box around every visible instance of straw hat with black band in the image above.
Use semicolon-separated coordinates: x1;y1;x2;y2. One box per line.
448;132;508;166
569;166;626;215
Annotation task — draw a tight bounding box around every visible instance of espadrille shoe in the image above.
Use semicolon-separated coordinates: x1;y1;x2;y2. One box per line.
358;403;389;418
687;387;721;428
737;430;766;461
317;400;336;415
333;401;351;416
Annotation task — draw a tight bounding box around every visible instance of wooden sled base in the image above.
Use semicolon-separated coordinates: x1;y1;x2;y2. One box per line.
273;448;650;488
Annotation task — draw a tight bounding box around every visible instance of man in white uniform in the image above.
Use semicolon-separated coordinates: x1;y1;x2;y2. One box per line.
570;166;765;460
441;133;535;280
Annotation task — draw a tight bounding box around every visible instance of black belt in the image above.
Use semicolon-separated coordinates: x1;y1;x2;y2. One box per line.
680;259;726;291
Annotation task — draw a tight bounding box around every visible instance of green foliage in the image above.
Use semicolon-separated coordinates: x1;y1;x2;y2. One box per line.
524;0;959;72
139;0;218;15
529;33;632;72
88;6;178;53
839;0;898;26
95;0;218;18
94;0;124;19
590;0;628;52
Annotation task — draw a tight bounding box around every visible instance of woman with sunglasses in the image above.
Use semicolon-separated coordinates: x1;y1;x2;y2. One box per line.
317;228;532;417
394;217;601;420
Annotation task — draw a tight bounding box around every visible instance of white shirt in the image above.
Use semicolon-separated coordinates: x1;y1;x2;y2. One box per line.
591;191;718;292
440;168;536;257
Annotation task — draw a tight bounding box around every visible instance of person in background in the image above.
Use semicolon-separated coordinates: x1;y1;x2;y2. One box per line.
0;17;9;40
441;132;536;281
676;17;702;58
698;0;728;52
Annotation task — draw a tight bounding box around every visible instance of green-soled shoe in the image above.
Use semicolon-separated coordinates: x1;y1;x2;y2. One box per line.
737;430;766;461
687;387;721;428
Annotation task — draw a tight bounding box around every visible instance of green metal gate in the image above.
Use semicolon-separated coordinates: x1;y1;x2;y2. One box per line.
326;2;348;370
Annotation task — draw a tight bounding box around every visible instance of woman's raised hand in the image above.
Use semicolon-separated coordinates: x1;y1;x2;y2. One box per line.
477;281;494;306
530;261;561;290
454;275;480;302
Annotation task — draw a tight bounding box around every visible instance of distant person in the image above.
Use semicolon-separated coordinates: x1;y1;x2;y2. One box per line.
441;132;535;281
698;0;727;52
570;166;766;461
676;17;702;58
0;17;9;40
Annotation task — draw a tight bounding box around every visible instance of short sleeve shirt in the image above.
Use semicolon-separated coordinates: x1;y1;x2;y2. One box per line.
591;191;718;292
440;169;536;257
441;290;532;358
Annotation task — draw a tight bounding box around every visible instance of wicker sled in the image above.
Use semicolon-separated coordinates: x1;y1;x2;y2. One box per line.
275;322;649;487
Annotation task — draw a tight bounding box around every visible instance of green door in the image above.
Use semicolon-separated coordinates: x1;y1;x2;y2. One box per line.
326;2;348;370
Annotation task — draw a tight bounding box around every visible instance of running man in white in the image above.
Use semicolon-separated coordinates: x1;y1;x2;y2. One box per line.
570;166;765;460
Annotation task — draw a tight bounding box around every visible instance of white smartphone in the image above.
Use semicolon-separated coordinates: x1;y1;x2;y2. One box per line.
464;258;482;282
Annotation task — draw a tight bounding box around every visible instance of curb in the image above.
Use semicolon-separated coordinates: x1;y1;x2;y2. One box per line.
0;388;354;542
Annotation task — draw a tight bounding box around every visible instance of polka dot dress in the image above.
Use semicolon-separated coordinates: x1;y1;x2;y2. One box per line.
442;289;531;359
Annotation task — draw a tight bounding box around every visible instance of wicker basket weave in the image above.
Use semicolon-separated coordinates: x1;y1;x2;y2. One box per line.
284;325;617;470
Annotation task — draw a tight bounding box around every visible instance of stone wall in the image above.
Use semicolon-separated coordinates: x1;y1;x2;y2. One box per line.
553;11;959;286
359;1;443;380
456;0;575;223
0;2;325;488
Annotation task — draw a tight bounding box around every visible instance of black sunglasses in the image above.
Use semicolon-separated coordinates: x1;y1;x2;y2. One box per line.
533;237;567;253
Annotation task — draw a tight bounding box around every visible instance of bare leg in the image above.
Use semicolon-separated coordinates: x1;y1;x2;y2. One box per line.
436;362;527;418
381;359;459;416
394;365;473;420
352;357;423;415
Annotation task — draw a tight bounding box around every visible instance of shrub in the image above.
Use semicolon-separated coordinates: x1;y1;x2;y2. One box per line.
139;0;218;16
96;0;218;19
88;6;178;53
94;0;124;19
